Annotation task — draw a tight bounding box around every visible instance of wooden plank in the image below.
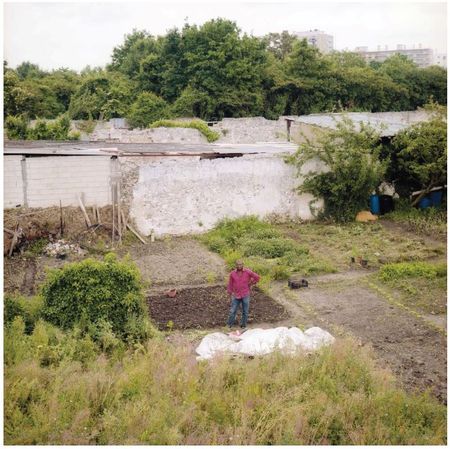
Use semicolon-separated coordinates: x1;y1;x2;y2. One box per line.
9;226;19;257
126;223;147;244
77;195;92;227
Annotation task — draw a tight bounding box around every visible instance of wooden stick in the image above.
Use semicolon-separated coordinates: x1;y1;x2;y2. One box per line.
121;210;128;235
78;195;92;228
9;226;19;257
60;200;64;237
4;228;15;235
96;206;102;224
126;223;147;244
112;190;116;243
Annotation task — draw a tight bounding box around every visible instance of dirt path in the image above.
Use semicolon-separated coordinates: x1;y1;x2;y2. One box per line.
268;273;447;403
379;218;446;245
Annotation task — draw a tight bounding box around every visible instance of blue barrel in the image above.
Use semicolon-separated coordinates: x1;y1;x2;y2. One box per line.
370;195;380;215
418;196;432;209
430;190;443;207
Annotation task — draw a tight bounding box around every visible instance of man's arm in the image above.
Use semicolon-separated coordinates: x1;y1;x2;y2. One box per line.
247;269;260;285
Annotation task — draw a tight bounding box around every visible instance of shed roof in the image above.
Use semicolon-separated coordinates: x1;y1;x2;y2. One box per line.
3;141;298;157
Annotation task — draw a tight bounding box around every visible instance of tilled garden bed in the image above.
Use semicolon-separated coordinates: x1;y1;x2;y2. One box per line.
148;285;289;330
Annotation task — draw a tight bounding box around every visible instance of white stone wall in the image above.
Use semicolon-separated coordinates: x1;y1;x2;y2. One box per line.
4;156;25;208
89;125;206;143
130;154;321;236
5;156;113;209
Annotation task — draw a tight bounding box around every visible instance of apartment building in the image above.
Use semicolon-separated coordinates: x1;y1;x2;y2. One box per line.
293;29;334;54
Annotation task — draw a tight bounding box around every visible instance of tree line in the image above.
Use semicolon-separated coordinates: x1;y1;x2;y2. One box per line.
4;18;447;128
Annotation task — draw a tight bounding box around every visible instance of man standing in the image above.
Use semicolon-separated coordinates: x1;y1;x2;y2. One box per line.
226;260;260;329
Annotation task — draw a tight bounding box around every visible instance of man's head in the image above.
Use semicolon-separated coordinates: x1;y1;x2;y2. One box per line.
235;260;244;271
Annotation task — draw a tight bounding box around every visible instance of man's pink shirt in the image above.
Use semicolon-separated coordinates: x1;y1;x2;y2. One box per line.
227;268;260;299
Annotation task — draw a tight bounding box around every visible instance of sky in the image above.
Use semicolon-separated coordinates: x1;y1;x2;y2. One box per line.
3;0;448;71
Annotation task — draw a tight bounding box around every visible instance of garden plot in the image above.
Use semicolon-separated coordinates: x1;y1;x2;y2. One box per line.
148;285;289;330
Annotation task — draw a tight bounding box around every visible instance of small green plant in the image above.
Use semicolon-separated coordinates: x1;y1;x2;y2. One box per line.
166;320;174;331
76;119;97;134
149;119;220;142
205;271;217;284
5;115;28;139
24;238;48;257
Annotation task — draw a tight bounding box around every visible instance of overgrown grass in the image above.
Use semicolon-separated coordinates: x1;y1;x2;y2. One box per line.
149;119;220;142
279;221;446;271
199;216;335;286
384;200;447;239
376;261;447;315
4;321;446;445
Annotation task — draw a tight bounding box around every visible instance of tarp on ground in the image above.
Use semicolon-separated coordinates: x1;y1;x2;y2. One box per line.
196;326;335;360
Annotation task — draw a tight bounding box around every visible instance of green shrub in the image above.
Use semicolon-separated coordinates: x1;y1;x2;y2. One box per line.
379;261;447;282
40;253;155;342
286;117;387;222
149;119;220;142
4;295;44;334
127;92;169;128
5;115;28;139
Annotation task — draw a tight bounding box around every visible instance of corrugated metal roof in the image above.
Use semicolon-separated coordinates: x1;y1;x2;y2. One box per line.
3;141;298;156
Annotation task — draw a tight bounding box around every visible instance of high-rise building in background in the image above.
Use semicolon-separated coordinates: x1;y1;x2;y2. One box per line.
434;52;447;68
355;45;434;68
293;29;334;54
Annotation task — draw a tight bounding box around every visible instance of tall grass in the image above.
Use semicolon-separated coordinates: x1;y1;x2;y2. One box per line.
384;200;447;238
4;320;446;445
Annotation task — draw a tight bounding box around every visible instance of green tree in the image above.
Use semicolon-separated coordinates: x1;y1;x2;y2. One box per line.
127;91;169;128
391;104;447;205
286;116;387;221
69;72;135;120
15;61;47;80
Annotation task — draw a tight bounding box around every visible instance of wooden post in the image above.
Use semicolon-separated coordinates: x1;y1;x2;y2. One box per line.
60;200;64;237
78;195;91;228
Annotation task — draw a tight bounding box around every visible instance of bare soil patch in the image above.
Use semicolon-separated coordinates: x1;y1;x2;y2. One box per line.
148;285;289;330
273;276;447;403
119;237;227;287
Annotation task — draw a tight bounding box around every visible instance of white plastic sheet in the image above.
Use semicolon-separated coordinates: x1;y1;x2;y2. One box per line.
196;326;335;360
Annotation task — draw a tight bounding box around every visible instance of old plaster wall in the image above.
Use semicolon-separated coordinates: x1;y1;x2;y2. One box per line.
127;154;321;236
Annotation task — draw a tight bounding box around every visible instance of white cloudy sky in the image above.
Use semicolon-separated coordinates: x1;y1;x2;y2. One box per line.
3;0;447;71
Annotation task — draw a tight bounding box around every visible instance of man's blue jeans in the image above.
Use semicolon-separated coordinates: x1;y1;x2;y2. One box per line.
227;295;250;327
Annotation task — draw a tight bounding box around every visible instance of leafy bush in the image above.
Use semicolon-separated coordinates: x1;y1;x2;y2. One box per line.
149;119;220;142
5;115;28;139
4;295;44;334
127;92;169;128
40;253;155;342
379;261;447;282
286;117;387;222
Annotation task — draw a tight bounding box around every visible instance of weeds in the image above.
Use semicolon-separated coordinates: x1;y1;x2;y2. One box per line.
375;261;447;315
384;200;447;238
4;332;446;445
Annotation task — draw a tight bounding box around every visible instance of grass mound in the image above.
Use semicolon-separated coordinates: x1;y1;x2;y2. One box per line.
149;119;220;142
200;216;335;285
